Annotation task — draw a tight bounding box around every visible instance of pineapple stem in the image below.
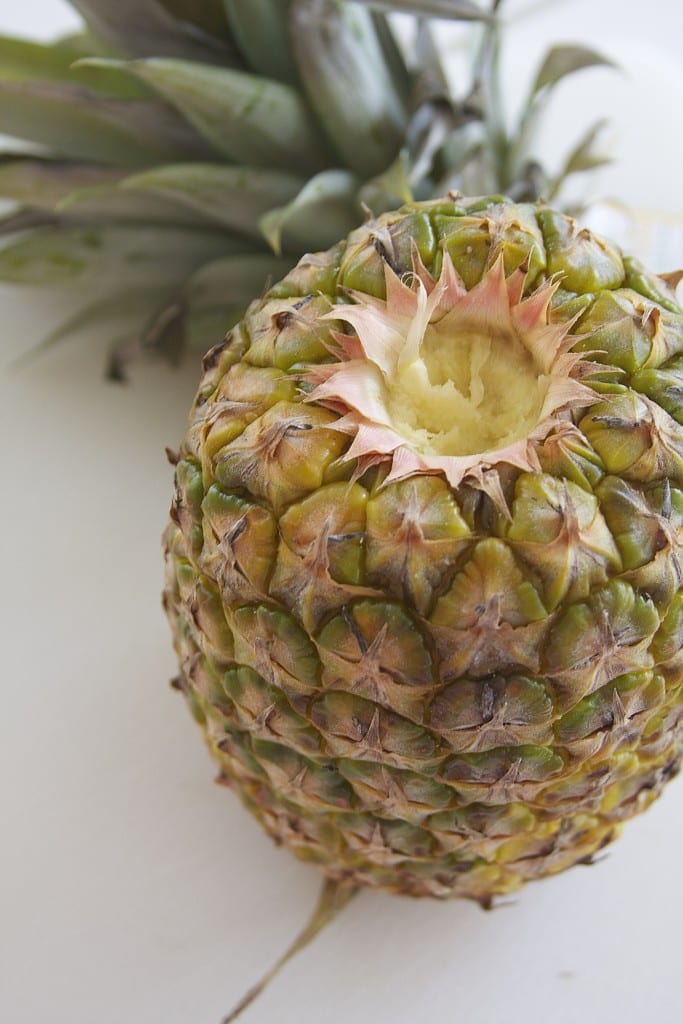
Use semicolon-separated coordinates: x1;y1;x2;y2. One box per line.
221;878;359;1022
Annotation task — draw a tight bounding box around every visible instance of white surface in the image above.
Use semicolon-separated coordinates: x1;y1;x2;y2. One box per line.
2;3;683;1024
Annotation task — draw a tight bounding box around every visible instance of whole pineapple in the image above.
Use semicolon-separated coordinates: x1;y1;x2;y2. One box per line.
163;194;683;907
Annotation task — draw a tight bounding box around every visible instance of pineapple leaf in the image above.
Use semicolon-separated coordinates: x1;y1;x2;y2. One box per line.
78;57;332;174
290;0;407;179
358;153;413;211
0;224;234;287
0;34;85;82
508;45;616;191
0;34;150;98
412;19;453;103
138;298;186;361
0;157;125;209
0;207;58;235
530;44;616;99
51;164;307;234
66;0;240;65
547;118;611;199
404;22;477;187
56;182;231;227
0;79;214;167
118;164;305;238
222;0;299;85
259;169;361;255
185;253;294;310
560;119;612;175
12;286;175;363
370;9;412;109
52;30;113;59
184;306;244;354
354;0;491;20
160;0;234;41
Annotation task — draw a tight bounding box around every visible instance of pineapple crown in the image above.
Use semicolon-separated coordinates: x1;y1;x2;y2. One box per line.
0;0;615;374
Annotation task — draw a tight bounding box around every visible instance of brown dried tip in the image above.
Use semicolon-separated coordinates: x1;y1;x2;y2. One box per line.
221;879;358;1022
660;269;683;294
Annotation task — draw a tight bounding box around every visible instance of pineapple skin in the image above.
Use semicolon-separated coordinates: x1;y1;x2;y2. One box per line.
163;196;683;905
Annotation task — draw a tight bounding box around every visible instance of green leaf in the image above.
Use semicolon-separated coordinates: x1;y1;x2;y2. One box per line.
530;44;615;99
53;30;112;59
508;47;616;191
354;0;490;18
259;170;361;255
67;0;239;64
80;57;331;174
0;159;304;235
0;33;149;98
561;119;612;176
160;0;234;41
404;22;468;186
118;163;305;237
0;157;125;209
0;224;236;286
370;9;412;108
358;154;413;213
138;298;187;362
57;183;226;227
12;286;174;363
185;306;243;352
0;158;246;229
412;20;452;103
185;253;293;310
223;0;298;85
0;79;214;166
0;207;57;235
290;0;407;179
0;34;84;81
547;119;611;199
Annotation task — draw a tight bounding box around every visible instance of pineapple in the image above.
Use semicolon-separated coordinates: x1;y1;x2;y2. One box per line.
163;195;683;922
0;0;613;374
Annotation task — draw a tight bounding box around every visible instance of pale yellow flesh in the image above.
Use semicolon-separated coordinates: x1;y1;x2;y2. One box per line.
386;324;546;456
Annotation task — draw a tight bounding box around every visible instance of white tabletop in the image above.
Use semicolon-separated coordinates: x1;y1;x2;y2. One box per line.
2;3;682;1023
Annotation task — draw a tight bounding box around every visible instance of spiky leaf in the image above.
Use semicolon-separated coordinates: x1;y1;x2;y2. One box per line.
0;224;233;286
67;0;238;64
355;0;490;19
222;0;298;85
185;253;294;310
530;45;615;99
0;157;124;209
260;170;361;254
548;119;611;199
0;33;149;98
81;57;331;173
290;0;407;179
0;79;213;166
118;164;306;237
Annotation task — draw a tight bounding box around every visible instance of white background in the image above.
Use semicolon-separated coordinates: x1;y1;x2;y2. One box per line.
1;3;682;1024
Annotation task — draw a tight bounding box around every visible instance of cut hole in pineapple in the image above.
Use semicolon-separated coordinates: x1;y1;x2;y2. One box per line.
309;252;598;489
387;325;545;456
